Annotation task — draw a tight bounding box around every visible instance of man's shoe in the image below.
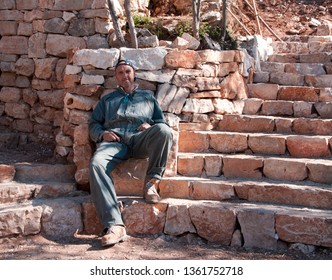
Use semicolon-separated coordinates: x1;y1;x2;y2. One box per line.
101;225;127;247
144;178;161;203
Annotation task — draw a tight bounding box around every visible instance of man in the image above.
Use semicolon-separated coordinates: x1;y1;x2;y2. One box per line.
89;59;173;247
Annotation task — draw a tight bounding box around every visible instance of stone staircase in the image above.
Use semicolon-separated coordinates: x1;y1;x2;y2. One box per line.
1;34;332;252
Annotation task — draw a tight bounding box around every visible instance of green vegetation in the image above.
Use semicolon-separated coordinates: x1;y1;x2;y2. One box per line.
132;14;237;50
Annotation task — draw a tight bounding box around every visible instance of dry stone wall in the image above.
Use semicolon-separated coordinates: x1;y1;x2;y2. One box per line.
0;0;130;143
0;0;250;187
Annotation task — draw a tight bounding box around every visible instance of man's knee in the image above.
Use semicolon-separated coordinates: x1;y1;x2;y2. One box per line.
153;123;173;139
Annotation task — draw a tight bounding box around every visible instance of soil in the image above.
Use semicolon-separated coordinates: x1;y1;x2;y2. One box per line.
1;233;331;260
1;0;332;261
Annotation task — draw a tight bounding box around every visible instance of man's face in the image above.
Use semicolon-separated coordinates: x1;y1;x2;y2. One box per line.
115;64;135;89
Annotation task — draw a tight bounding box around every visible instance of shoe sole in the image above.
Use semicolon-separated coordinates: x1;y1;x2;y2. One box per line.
101;235;128;247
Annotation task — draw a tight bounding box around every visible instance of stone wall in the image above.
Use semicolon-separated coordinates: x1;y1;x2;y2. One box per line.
0;0;250;187
0;0;148;144
0;0;226;144
61;47;248;186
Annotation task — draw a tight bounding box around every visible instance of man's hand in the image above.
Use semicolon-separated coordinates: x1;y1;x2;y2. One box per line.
137;123;151;132
102;131;121;142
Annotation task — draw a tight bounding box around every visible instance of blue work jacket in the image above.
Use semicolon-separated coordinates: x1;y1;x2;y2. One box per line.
89;87;167;144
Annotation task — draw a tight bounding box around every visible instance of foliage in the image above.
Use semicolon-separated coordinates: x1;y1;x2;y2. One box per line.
132;14;238;50
133;14;168;39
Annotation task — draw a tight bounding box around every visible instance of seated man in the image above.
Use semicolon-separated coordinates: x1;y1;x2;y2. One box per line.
89;59;173;247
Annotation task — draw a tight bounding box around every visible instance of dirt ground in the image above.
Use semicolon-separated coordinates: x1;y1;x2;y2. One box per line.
0;232;331;260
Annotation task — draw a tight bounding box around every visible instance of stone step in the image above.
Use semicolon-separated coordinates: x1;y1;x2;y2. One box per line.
267;52;331;64
260;61;329;76
13;162;76;183
158;176;332;210
0;181;79;204
254;71;332;87
243;99;332;119
217;114;332;135
1;197;331;250
281;35;332;43
177;152;332;185
271;39;332;55
0;196;86;239
248;84;332;102
178;130;332;158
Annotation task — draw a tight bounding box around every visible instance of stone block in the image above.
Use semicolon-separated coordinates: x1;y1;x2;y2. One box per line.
0;164;15;183
209;132;247;153
248;83;279;100
238;209;278;250
276;212;332;247
287;135;330;158
42;198;83;238
164;204;196;236
249;134;286;155
263;158;307;181
122;200;167;235
223;155;263;179
178;131;209;152
191;180;234;200
189;202;236;245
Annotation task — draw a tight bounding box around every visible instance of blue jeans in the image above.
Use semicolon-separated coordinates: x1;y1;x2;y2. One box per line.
89;123;173;228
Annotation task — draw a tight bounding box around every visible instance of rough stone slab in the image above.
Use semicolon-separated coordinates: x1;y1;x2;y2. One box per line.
235;182;332;210
307;160;332;184
243;98;262;114
218;115;275;133
209;132;248;153
0;181;77;204
177;154;204;177
299;53;331;64
276;212;332;247
261;100;294;116
73;48;120;69
223;155;263;179
284;63;326;75
305;75;332;88
14;163;76;183
191;180;235;200
270;72;304;86
278;86;319;102
164;204;196;236
159;178;191;199
248;134;286;155
41;197;83;238
247;83;279;100
0;36;28;54
189;202;237;245
293;118;332;135
287;135;330;157
0;164;15;183
263;158;307;181
238;208;277;250
314;102;332;118
0;203;42;237
178;131;209;152
204;154;223;176
122;199;168;235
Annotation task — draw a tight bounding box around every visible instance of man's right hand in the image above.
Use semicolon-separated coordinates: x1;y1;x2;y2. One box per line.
102;131;121;142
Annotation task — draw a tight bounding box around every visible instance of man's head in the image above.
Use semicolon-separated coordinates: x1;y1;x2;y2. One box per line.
115;59;135;72
115;60;136;92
